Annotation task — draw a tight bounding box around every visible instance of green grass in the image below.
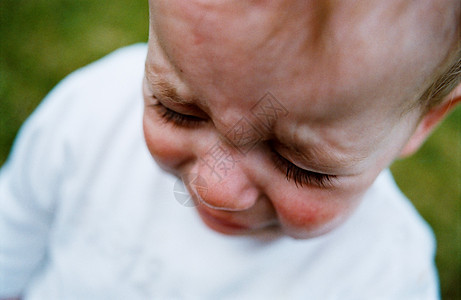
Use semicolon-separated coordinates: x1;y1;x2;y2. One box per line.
1;1;460;298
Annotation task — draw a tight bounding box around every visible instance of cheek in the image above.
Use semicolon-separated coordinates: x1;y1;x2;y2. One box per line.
273;191;362;239
142;112;193;172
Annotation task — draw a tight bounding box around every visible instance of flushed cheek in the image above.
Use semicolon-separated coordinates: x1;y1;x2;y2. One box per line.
142;113;193;173
274;195;360;239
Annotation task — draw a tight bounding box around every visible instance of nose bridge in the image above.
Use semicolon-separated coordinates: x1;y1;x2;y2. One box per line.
192;141;260;211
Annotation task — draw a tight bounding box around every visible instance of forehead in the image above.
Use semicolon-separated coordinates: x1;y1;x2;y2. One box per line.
149;0;457;108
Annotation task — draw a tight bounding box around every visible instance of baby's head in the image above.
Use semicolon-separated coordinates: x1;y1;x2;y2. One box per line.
142;0;460;239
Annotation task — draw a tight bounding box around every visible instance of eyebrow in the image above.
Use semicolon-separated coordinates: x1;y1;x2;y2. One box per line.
146;75;198;105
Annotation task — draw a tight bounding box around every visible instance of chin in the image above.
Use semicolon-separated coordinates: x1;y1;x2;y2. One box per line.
283;227;334;240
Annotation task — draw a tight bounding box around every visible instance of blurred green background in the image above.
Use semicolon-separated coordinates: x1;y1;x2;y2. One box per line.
1;0;460;298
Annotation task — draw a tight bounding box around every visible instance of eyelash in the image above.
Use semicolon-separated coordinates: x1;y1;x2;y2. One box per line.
271;151;335;188
151;102;206;128
153;102;334;188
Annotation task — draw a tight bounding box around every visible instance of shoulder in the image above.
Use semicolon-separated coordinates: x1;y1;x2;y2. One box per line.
16;44;148;153
63;43;148;96
63;43;147;85
1;44;150;202
33;43;147;121
10;43;148;146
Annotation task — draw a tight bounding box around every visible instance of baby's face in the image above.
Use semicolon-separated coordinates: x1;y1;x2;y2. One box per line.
143;0;456;238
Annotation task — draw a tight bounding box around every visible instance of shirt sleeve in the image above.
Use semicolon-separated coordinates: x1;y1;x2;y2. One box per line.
0;71;83;297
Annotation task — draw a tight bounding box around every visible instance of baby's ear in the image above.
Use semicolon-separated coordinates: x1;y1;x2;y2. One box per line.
400;83;461;158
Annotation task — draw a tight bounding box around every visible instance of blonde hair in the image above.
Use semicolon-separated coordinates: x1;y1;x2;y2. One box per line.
419;46;461;113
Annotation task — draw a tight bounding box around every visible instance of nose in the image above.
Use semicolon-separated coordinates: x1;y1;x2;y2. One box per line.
189;147;260;211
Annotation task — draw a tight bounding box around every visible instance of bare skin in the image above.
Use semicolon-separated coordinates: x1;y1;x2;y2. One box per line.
143;0;460;239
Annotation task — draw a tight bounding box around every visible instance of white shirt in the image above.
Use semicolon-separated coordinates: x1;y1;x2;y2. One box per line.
0;44;439;300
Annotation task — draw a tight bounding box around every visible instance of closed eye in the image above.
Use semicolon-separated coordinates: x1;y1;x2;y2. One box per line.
150;102;206;128
271;150;336;188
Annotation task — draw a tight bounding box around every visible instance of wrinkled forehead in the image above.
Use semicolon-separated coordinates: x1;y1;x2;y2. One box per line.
148;0;459;118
